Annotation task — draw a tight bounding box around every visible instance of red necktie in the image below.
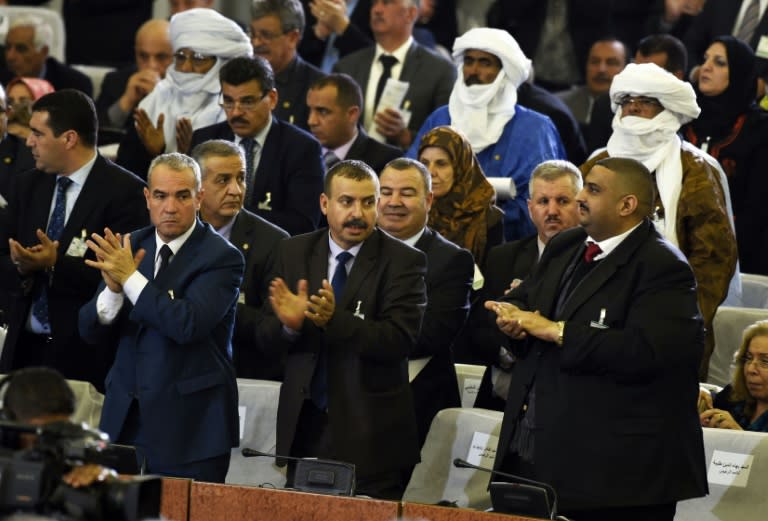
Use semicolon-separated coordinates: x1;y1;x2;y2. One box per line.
584;241;602;263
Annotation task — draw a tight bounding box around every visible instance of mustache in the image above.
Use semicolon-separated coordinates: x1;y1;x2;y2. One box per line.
465;75;483;86
344;218;368;229
253;45;270;54
592;73;612;82
544;215;561;223
229;116;249;125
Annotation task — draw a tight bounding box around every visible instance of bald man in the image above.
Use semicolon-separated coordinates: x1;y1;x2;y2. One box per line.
96;19;173;131
486;157;707;519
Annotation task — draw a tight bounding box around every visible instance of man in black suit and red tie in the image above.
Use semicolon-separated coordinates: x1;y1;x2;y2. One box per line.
486;157;707;520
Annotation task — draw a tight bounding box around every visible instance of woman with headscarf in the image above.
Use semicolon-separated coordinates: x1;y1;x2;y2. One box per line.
116;8;252;178
418;126;504;268
682;36;768;275
5;77;55;140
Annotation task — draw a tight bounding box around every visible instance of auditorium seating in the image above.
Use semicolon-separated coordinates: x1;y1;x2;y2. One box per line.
225;378;286;487
66;378;104;427
404;407;502;510
709;306;768;387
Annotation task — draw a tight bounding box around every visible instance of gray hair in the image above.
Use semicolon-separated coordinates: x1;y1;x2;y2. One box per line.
528;159;583;198
191;139;246;179
148;152;202;192
9;16;53;51
382;157;432;193
251;0;305;34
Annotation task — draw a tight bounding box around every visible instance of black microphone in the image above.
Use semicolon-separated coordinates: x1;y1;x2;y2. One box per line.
453;458;558;520
242;447;356;497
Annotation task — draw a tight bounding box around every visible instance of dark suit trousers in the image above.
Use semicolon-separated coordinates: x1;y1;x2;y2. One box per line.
118;400;231;483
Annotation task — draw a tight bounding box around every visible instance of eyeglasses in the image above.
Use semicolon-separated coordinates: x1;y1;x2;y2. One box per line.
249;28;289;41
739;354;768;370
174;50;215;68
218;91;269;112
618;95;664;110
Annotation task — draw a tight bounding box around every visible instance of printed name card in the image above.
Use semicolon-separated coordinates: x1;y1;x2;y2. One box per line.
707;450;754;487
466;431;499;468
461;378;481;408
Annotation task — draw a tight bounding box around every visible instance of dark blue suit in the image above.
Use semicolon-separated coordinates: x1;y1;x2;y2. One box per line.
191;117;324;236
79;220;244;480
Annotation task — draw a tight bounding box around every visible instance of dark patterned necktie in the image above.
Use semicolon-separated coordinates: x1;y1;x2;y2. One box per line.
31;176;73;331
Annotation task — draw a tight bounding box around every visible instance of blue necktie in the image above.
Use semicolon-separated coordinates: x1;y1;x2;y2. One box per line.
241;137;256;195
311;251;353;409
31;176;73;332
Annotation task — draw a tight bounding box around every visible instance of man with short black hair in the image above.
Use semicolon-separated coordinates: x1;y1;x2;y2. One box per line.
0;89;148;388
307;73;401;173
191;55;324;235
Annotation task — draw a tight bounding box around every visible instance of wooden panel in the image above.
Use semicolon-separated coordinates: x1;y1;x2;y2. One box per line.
402;502;545;521
160;477;192;521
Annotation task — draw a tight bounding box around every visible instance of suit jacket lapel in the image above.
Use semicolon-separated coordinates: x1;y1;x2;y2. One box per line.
339;229;379;309
399;42;419;81
61;156;105;251
252;118;278;208
229;211;254;255
29;172;55;237
309;232;329;296
136;230;156;280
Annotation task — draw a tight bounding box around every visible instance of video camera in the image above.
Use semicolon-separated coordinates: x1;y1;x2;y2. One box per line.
0;420;161;521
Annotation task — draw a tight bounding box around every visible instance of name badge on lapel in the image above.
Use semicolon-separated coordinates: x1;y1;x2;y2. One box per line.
590;308;608;329
258;192;272;211
65;229;89;257
353;300;365;320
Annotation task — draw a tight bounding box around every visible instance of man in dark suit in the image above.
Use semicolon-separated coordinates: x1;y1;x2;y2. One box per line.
96;19;172;132
468;159;582;410
333;0;455;149
307;73;401;173
262;160;426;499
1;17;92;96
251;0;324;130
190;56;324;236
0;90;147;389
486;157;707;519
79;152;243;482
377;157;472;446
192;139;289;379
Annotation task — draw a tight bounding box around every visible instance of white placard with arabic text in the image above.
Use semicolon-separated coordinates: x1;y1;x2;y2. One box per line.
466;431;499;468
707;449;754;487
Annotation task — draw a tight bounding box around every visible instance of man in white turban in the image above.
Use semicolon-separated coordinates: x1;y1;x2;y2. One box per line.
116;8;252;178
581;62;737;380
407;27;566;242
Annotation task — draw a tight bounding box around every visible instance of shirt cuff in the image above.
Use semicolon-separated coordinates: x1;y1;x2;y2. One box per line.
123;270;149;305
96;286;125;325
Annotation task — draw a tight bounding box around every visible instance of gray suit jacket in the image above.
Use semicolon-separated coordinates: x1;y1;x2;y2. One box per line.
334;41;455;136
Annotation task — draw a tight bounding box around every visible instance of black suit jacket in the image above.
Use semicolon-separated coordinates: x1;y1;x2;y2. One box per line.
0;155;148;387
0;134;34;199
346;128;402;173
0;57;94;97
190;117;324;236
275;55;324;131
227;208;289;380
261;228;426;478
410;228;472;445
299;0;374;67
334;41;456;136
685;0;768;76
494;221;707;510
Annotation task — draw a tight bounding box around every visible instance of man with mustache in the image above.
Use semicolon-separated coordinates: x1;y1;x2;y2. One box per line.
250;0;323;131
407;27;566;242
486;156;707;520
193;139;288;379
467;160;582;411
261;159;426;499
557;38;628;128
190;55;324;236
376;157;473;447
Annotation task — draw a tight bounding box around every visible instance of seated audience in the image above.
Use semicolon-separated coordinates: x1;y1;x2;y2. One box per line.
96;19;173;133
700;320;768;432
116;8;252;179
682;36;768;275
0;16;92;96
417;126;503;268
5;77;55;140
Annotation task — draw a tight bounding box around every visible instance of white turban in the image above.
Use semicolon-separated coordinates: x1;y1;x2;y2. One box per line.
448;28;532;153
138;8;253;153
606;63;701;248
609;62;700;124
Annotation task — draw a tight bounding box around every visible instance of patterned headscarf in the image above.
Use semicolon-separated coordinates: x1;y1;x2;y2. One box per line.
418;126;502;265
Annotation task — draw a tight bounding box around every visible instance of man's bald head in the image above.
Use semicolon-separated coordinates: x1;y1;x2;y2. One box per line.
135;18;172;76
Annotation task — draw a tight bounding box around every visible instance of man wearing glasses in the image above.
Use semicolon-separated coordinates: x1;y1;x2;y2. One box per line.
250;0;324;130
191;55;324;235
116;8;252;180
581;62;737;381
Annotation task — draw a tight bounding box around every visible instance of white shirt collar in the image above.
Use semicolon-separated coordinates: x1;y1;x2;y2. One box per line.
374;36;413;66
155;219;197;260
586;221;643;261
326;128;358;160
61;150;98;187
234;115;273;148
